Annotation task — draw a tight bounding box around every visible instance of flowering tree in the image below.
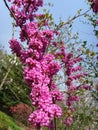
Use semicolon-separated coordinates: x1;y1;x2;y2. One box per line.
3;0;97;130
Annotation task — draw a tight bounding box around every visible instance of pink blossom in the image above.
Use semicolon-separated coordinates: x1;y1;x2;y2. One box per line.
64;117;73;126
91;0;98;13
9;39;22;56
69;106;74;112
7;0;89;128
37;0;43;6
95;20;98;25
47;62;61;76
83;85;91;90
71;66;82;72
69;73;86;80
28;110;50;126
51;90;64;101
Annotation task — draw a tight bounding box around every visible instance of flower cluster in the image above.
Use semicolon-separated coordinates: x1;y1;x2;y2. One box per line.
24;53;62;127
7;0;63;128
90;0;98;13
9;39;22;56
8;0;43;26
56;45;88;126
6;0;90;128
64;116;73;126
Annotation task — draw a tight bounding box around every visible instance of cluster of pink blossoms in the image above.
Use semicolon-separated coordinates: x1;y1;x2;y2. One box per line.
90;0;98;13
56;45;88;126
7;0;63;127
89;0;98;25
8;0;43;26
5;0;91;128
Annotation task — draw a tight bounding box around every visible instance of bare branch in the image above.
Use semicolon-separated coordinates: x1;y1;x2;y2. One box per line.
55;10;90;30
0;64;13;91
3;0;16;20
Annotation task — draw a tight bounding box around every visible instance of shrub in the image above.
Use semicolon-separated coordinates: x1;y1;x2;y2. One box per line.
10;103;33;126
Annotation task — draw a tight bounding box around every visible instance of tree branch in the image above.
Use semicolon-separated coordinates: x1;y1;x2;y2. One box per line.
0;64;13;91
55;9;90;30
3;0;16;20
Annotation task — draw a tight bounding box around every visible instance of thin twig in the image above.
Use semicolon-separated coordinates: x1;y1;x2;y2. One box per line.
55;10;90;30
36;125;41;130
0;64;13;91
54;117;57;130
3;0;16;20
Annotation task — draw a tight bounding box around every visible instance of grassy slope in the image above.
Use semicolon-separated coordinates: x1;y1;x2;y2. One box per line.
0;111;22;130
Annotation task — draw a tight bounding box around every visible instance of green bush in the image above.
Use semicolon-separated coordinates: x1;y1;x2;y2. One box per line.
0;50;31;113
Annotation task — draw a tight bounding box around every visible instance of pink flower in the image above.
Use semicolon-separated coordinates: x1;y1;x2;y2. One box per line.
28;110;50;127
51;90;64;101
91;0;98;13
83;85;91;90
37;0;43;6
95;20;98;25
7;0;90;128
9;39;22;56
69;106;74;112
71;66;82;72
64;117;73;126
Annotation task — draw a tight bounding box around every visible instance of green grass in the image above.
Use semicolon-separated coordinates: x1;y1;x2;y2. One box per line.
0;111;22;130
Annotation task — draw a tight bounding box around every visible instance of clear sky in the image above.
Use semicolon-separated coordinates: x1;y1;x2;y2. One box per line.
0;0;97;53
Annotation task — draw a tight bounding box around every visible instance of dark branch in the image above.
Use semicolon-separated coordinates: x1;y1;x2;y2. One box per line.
3;0;16;20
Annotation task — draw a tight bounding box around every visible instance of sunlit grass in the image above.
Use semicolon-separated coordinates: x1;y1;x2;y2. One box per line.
0;111;21;130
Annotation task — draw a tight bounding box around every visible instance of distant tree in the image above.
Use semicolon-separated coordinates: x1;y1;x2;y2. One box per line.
0;49;31;114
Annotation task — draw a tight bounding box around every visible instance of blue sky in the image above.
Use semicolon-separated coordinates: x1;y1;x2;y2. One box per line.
0;0;97;53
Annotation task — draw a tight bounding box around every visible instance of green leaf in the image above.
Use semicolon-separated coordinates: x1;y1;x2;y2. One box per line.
85;49;90;54
94;30;98;38
82;41;87;47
